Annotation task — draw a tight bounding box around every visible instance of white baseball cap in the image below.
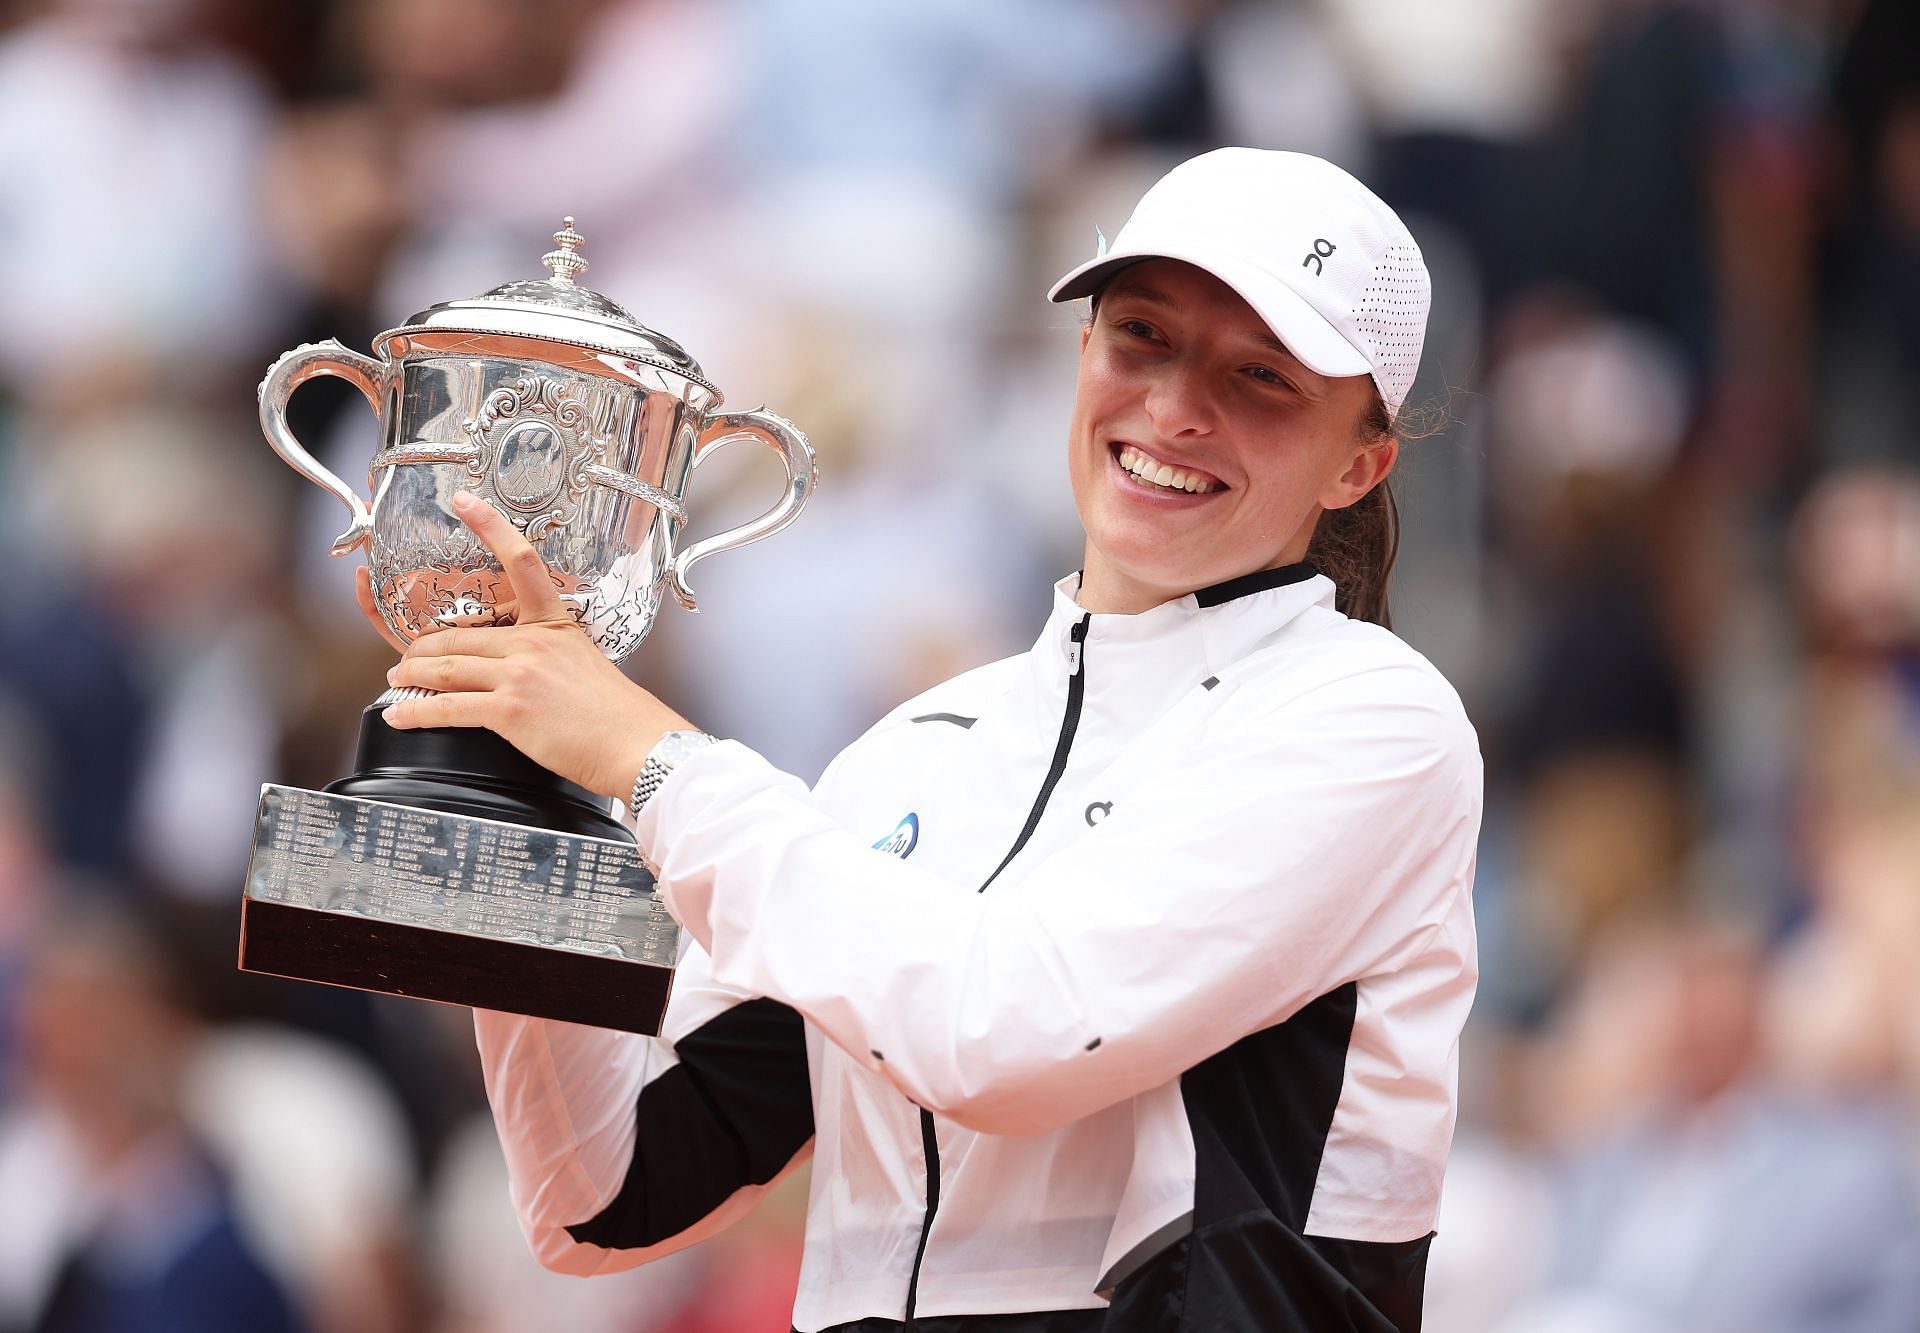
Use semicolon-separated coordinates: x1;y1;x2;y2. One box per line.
1048;148;1429;415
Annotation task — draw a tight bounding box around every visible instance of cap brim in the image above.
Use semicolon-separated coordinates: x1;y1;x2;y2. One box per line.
1047;246;1371;383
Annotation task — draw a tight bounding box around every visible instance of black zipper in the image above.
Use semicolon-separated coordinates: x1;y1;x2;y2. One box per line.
903;1107;943;1324
903;612;1092;1326
975;614;1091;893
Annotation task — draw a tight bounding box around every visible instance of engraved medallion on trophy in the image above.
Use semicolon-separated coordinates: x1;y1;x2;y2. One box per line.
240;220;816;1033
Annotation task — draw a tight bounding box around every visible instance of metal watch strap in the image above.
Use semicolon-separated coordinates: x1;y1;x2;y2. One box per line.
628;730;717;819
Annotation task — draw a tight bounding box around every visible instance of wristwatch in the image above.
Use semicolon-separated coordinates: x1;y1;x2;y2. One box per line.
628;729;717;819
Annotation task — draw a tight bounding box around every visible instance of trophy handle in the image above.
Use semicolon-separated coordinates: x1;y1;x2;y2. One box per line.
669;408;817;611
258;340;386;556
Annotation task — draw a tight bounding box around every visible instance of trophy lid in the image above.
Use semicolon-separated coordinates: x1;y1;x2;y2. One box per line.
374;218;720;398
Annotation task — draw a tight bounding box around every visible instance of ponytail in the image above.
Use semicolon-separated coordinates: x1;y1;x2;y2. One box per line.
1307;390;1400;629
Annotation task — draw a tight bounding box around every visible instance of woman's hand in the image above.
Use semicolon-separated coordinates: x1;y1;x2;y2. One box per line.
373;490;693;800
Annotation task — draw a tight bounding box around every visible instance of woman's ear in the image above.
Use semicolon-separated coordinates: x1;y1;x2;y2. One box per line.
1319;435;1399;511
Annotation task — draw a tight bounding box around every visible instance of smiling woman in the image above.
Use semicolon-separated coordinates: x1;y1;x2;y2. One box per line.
378;148;1481;1333
1068;261;1396;616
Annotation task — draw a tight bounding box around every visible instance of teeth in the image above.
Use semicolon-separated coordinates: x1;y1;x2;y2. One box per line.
1117;446;1218;494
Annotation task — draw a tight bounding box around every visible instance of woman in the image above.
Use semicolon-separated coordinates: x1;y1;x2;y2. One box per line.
369;148;1480;1333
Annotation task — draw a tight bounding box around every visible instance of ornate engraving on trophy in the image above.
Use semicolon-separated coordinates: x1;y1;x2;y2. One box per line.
368;492;501;639
581;462;688;520
464;373;598;540
370;441;484;469
495;420;566;510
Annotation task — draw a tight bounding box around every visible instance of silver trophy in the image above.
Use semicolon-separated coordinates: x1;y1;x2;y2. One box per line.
239;219;815;1033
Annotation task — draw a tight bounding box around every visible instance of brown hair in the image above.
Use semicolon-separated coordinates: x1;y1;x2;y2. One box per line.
1307;389;1400;629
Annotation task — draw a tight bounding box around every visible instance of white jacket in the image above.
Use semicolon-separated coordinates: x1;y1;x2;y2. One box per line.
474;565;1481;1332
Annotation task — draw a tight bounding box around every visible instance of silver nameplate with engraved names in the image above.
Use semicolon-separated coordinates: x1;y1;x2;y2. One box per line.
240;785;680;1034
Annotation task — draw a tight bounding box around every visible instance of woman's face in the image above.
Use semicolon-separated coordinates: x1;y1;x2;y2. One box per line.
1067;259;1393;613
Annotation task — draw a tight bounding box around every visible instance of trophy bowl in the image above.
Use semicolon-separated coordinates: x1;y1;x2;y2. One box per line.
238;219;816;1033
260;217;814;657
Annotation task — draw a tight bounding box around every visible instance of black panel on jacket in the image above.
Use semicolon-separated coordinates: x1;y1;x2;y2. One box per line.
1186;982;1358;1231
1114;981;1430;1331
566;998;812;1249
1305;1233;1433;1333
1105;1215;1429;1333
1129;981;1429;1332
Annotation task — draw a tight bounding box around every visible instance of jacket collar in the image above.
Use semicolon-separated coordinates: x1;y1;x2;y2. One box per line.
1041;563;1338;679
1190;561;1319;607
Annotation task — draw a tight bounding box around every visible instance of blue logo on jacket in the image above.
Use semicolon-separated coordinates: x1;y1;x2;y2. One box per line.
873;813;919;859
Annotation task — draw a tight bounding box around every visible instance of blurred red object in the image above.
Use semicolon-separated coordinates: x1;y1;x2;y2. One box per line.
655;1227;803;1333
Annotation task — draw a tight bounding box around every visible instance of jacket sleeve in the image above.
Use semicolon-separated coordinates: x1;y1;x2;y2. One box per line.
472;935;814;1275
634;661;1481;1138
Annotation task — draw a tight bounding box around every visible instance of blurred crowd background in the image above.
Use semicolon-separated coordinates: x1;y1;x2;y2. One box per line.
2;0;1919;1329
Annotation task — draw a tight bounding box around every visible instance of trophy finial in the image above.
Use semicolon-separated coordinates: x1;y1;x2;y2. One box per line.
542;217;588;286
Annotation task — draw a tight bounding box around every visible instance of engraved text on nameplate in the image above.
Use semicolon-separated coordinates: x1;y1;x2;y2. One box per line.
248;785;677;968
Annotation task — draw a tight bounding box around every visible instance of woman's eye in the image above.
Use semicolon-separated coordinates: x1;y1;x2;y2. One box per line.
1247;366;1293;389
1119;319;1157;340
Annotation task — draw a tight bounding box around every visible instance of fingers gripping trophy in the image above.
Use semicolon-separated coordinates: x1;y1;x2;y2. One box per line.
239;220;816;1033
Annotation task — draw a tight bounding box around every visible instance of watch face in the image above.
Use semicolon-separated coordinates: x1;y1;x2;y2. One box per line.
655;730;716;769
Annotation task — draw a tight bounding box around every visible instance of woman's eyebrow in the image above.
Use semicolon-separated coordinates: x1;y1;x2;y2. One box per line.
1111;284;1324;382
1249;331;1321;380
1108;284;1174;307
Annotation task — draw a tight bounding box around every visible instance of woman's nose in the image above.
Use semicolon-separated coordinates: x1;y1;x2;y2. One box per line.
1142;363;1215;438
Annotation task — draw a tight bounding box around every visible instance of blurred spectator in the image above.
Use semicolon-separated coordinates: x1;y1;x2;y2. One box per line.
1822;0;1920;469
1422;1127;1556;1333
658;450;1051;779
423;1112;704;1333
0;0;283;399
0;906;306;1333
185;1027;417;1333
1318;0;1565;312
743;0;1181;204
1766;466;1920;1099
1481;313;1698;1018
1202;1;1368;170
16;402;288;901
0;743;50;1101
422;1109;809;1333
1540;2;1724;377
0;589;147;879
1509;922;1920;1332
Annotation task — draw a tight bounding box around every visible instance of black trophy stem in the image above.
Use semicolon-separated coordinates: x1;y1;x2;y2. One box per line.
325;703;632;844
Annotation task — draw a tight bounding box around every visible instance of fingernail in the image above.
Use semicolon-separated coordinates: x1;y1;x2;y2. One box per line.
385;667;397;685
381;706;400;725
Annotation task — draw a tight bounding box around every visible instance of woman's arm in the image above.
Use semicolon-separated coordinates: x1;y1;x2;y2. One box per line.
377;495;1476;1141
356;529;813;1275
638;663;1481;1138
472;940;813;1274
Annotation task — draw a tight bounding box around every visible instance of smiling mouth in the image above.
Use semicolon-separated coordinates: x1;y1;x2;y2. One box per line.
1112;444;1224;495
